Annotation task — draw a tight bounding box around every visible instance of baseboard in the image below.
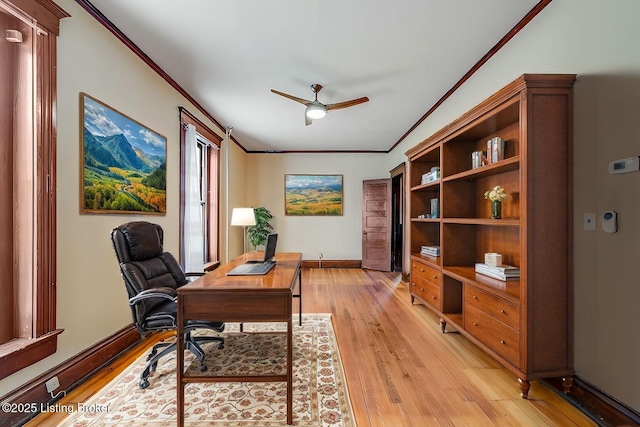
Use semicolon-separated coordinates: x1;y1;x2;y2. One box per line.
544;376;640;426
0;325;141;427
302;259;362;268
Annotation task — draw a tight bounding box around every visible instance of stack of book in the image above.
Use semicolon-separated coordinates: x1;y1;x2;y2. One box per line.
486;137;505;164
471;150;488;169
420;246;440;257
421;167;440;184
475;262;519;281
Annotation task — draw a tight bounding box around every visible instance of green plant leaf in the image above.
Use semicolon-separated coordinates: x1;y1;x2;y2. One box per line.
246;206;274;249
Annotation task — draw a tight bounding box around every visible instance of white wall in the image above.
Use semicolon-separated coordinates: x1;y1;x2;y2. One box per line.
381;0;640;412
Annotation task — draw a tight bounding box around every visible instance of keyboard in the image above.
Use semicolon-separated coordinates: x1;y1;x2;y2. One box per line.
226;261;276;276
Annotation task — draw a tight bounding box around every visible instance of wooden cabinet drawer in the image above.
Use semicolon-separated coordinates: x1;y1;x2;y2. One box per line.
412;261;440;286
464;285;520;331
465;304;519;366
411;275;440;310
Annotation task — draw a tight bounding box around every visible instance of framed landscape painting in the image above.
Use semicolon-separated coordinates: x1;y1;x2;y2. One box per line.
80;93;167;214
285;174;343;216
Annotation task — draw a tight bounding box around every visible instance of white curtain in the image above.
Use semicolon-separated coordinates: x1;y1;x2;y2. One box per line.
183;124;204;273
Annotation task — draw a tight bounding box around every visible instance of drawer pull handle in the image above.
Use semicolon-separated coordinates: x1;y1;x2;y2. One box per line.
500;309;506;314
420;268;425;272
473;322;478;326
500;340;506;345
431;296;436;299
473;295;478;300
433;275;437;279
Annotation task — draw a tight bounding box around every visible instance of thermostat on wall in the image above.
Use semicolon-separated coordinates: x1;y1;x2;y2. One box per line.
608;156;639;174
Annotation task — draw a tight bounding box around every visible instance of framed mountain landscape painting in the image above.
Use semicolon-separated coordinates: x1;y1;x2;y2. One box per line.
80;93;166;214
285;174;343;216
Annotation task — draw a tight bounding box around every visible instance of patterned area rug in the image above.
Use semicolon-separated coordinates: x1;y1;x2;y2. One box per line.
62;314;354;426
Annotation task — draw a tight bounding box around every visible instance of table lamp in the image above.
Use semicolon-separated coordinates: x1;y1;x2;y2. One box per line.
231;208;256;254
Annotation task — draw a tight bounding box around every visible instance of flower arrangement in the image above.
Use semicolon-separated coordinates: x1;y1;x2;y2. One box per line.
484;185;506;202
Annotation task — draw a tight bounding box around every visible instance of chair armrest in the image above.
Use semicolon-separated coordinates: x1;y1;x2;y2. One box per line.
129;287;177;306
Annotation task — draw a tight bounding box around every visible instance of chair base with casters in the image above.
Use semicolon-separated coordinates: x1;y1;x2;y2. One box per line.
139;322;225;389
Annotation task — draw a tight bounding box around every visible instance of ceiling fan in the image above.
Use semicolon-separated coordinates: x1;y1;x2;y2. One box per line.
271;84;369;126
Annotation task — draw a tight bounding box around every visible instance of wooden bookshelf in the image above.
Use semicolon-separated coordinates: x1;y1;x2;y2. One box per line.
406;74;576;398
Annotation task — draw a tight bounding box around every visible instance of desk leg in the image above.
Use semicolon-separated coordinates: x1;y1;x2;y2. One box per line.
177;301;185;427
298;267;302;326
287;316;293;425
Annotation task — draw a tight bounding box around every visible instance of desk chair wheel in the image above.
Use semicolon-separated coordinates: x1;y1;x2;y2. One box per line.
140;379;150;389
200;364;208;372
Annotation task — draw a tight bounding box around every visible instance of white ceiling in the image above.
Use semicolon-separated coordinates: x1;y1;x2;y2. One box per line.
86;0;541;152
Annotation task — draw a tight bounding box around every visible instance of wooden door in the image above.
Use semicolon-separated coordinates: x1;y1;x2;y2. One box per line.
362;179;392;271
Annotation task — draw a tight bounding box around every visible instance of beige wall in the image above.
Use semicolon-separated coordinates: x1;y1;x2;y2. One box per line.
0;0;243;392
245;153;390;260
2;0;639;415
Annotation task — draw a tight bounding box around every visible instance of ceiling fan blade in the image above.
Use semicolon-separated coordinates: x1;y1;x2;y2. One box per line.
271;89;312;106
326;97;369;111
305;115;312;126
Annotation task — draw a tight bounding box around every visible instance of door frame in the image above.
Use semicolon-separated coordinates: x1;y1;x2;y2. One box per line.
390;162;406;275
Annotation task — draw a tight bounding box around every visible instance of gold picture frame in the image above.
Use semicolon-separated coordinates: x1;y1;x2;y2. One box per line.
284;174;343;216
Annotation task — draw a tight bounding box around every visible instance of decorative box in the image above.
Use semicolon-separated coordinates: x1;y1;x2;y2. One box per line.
484;252;502;267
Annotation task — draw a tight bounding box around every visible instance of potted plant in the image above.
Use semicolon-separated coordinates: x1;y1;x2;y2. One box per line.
247;207;274;250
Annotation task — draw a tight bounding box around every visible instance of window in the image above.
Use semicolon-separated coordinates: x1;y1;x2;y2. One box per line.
179;108;221;272
0;0;67;380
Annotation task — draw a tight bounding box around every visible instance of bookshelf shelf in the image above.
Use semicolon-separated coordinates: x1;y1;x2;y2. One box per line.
443;266;520;302
410;252;442;267
411;217;441;223
442;218;520;226
410;180;441;192
443;156;520;182
406;74;576;399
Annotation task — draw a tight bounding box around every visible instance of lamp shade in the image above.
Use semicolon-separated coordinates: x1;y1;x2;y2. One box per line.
231;208;256;226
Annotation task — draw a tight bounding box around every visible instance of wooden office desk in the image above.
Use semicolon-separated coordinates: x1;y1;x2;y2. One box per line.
176;252;302;426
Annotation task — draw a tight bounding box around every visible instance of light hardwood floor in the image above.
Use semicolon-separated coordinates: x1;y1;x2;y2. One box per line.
28;268;594;426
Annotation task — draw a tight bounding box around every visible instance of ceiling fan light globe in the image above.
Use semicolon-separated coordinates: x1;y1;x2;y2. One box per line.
305;104;326;119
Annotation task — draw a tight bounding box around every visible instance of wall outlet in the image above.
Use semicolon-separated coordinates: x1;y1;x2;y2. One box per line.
45;376;60;393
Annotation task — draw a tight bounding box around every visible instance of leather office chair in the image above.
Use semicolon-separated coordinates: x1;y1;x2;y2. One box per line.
111;221;224;389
